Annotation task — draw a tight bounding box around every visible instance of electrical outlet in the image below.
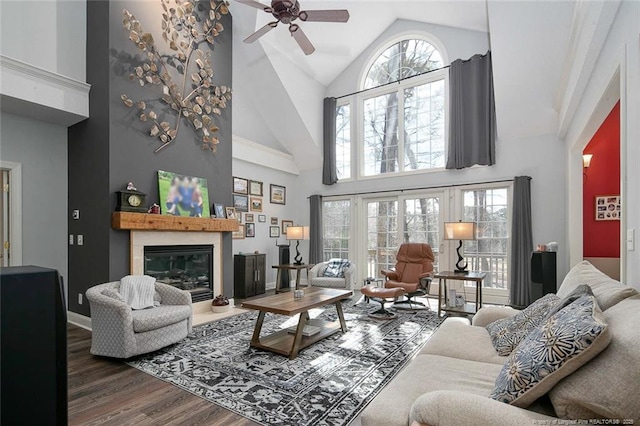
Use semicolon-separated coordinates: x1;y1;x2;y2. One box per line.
77;235;84;246
69;234;74;245
72;210;80;220
78;293;83;305
627;229;635;251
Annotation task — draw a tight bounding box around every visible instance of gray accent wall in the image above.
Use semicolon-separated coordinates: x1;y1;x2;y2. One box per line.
68;1;233;316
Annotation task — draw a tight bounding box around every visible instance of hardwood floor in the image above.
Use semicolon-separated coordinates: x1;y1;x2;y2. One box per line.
67;324;259;426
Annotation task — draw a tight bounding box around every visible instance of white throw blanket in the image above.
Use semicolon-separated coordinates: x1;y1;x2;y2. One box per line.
120;275;156;310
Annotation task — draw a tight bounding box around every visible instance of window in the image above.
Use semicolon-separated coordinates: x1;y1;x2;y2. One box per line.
403;196;441;271
335;103;351;180
322;199;351;260
366;200;398;277
462;187;510;290
351;37;447;178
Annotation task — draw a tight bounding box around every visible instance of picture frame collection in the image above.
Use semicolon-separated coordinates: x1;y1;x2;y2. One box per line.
595;195;621;221
230;176;290;239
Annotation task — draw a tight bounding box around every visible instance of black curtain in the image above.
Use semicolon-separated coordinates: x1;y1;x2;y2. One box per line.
309;195;323;264
322;97;338;185
446;51;496;169
510;176;534;308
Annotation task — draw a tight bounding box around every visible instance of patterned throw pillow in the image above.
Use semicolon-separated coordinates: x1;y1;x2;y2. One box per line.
486;293;561;356
490;295;611;408
546;284;593;319
322;259;351;278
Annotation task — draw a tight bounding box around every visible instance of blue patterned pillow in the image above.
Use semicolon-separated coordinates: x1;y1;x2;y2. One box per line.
490;295;611;408
486;293;561;356
322;259;351;278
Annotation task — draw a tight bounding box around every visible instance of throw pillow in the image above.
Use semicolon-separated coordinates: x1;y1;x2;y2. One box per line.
486;293;561;356
322;259;351;278
557;261;638;310
545;284;593;319
490;295;611;408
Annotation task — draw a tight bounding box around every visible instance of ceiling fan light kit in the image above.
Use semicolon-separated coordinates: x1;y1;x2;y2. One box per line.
237;0;350;55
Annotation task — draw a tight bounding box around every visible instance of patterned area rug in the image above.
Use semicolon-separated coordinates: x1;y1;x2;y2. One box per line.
127;298;443;426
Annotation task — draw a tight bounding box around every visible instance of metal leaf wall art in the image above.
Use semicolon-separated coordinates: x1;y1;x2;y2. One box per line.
120;0;232;153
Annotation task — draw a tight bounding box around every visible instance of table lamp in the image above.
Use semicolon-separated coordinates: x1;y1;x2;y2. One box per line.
444;220;477;273
286;226;309;265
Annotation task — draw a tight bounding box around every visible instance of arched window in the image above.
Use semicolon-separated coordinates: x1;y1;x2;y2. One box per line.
363;39;444;89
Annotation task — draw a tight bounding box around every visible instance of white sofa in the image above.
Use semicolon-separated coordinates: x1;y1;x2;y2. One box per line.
308;260;357;290
361;261;640;425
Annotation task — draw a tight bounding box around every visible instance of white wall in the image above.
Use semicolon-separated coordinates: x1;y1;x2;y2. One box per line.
0;0;86;82
232;158;303;287
563;0;640;289
0;112;68;284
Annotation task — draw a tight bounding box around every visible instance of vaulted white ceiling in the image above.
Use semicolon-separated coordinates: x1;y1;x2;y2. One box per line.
231;0;578;169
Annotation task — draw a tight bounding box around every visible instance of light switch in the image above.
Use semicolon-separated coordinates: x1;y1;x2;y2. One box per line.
72;210;80;220
77;235;84;246
626;229;635;251
69;234;74;245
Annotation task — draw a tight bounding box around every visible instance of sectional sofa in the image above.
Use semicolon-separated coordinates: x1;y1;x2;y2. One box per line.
361;261;640;425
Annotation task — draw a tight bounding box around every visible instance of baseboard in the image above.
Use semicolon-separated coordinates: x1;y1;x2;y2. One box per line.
67;311;92;331
266;281;276;290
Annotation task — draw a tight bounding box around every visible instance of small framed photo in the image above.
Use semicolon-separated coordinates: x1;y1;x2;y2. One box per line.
233;177;248;195
595;195;621;221
233;224;245;240
258;214;266;223
250;197;263;212
249;180;263;196
270;184;286;205
281;219;293;234
270;217;278;225
225;207;237;220
270;226;280;238
245;222;255;238
245;213;254;223
212;203;226;218
233;194;249;212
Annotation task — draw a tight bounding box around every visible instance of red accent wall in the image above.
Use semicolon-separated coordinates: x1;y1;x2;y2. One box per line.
583;101;620;258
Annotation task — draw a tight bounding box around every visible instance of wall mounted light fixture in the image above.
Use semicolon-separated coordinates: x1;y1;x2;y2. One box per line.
583;154;593;169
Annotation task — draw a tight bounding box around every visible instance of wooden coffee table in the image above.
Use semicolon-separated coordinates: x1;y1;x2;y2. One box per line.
241;287;352;359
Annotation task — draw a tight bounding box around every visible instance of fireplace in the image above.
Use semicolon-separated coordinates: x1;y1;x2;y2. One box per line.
144;245;213;302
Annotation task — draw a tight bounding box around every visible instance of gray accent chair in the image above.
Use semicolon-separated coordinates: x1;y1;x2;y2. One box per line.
86;281;192;358
308;261;357;290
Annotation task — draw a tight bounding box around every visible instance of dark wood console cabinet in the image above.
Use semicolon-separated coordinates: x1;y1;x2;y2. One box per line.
234;253;266;298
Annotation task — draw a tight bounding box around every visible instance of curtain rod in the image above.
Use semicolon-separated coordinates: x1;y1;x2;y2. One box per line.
334;64;451;100
308;178;520;199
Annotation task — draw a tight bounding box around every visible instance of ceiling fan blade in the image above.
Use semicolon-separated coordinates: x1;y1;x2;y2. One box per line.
243;22;278;43
289;24;315;55
235;0;270;11
298;10;350;23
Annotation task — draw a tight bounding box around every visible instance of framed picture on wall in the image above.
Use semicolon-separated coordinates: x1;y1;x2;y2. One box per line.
245;213;254;223
250;180;263;196
270;226;280;238
250;197;263;212
258;214;266;223
281;220;293;234
233;224;245;240
270;184;286;205
595;195;621;221
233;194;249;212
233;177;248;195
245;223;255;238
271;217;278;225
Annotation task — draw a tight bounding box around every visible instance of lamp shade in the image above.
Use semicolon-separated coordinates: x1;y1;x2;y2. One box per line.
286;226;309;240
582;154;593;168
444;221;477;240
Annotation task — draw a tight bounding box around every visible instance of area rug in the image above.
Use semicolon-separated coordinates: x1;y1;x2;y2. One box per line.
127;299;443;426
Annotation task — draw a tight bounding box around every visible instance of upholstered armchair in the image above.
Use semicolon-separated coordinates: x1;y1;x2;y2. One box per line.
309;260;357;290
86;281;192;358
381;243;434;308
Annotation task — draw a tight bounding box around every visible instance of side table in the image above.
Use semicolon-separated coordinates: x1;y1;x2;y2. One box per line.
435;271;486;317
273;264;315;293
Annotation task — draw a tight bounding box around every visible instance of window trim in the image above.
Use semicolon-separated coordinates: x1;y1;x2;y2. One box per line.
356;69;449;179
358;31;450;91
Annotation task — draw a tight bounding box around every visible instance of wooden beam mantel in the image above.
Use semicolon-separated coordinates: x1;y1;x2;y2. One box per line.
112;212;239;232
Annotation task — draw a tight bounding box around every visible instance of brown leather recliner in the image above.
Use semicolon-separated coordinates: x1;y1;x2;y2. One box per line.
381;243;435;308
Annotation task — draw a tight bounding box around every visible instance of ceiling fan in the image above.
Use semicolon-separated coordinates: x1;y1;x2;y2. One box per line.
236;0;350;55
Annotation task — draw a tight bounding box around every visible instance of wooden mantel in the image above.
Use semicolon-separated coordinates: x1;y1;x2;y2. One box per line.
112;212;239;232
